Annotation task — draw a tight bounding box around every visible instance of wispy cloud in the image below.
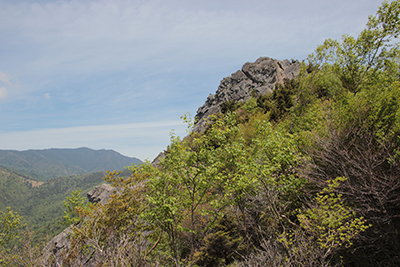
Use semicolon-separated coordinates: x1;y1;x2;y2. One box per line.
0;71;19;100
1;0;382;79
0;0;385;160
0;71;11;99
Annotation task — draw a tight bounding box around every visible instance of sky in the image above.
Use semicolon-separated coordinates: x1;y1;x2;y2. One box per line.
0;0;385;161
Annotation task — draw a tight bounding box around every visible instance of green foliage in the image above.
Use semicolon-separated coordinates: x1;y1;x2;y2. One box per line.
278;178;370;266
255;78;299;124
221;100;241;114
0;207;26;248
0;166;106;245
56;170;148;266
302;80;400;265
193;215;244;267
250;120;304;197
332;81;400;143
308;0;400;94
134;110;307;266
0;230;45;267
181;112;194;133
140;113;257;265
4;2;400;266
297;178;370;250
242;97;258;114
62;189;89;226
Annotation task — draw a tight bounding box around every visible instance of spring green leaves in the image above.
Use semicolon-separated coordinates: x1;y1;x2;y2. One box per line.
0;207;25;248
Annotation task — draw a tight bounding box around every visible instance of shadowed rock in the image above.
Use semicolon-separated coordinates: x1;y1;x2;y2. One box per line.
87;183;114;204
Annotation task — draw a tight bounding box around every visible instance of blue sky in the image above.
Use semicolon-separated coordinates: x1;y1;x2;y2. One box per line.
0;0;385;161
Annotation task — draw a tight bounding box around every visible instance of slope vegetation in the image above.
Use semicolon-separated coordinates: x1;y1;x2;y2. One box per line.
0;165;107;242
2;2;400;266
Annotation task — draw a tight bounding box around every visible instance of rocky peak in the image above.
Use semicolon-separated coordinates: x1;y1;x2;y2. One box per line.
193;57;300;133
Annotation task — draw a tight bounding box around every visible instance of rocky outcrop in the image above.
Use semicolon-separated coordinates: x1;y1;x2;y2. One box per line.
42;226;74;266
43;183;115;266
151;151;165;167
87;183;115;204
193;57;300;133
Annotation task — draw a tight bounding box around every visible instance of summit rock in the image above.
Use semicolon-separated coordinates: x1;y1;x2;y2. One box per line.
193;57;300;133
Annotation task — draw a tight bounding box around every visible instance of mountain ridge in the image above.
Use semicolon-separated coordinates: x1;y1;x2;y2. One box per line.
0;147;141;181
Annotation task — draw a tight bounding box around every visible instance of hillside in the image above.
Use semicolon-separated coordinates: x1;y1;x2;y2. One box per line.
0;165;108;242
2;2;400;266
0;147;141;181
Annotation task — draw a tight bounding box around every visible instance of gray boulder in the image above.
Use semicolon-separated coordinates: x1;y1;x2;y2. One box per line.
193;57;300;133
43;183;114;266
87;183;115;204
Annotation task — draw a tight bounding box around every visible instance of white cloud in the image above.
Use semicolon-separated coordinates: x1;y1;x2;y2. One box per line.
44;93;50;99
0;71;21;99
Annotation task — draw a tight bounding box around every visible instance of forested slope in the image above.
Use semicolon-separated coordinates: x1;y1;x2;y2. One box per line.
0;165;106;244
0;147;141;181
2;1;400;266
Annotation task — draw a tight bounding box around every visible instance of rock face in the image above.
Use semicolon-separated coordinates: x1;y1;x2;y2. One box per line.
42;226;74;266
193;57;300;133
43;183;115;266
87;183;115;204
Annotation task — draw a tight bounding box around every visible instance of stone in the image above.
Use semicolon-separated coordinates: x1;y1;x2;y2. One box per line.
193;57;300;133
87;183;115;204
43;183;115;266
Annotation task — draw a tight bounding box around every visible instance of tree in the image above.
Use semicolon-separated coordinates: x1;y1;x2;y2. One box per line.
0;207;25;248
278;177;370;267
308;0;400;94
55;171;148;267
0;207;28;266
62;189;88;226
141;113;256;266
302;63;400;266
304;24;400;266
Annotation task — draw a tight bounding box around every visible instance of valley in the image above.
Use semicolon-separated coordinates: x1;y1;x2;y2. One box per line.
0;148;141;243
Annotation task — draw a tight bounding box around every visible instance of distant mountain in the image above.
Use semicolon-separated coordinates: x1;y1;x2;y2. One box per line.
0;147;141;181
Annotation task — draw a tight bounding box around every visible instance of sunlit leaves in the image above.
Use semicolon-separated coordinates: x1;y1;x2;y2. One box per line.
278;178;370;266
307;0;400;94
0;207;26;248
297;177;370;251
